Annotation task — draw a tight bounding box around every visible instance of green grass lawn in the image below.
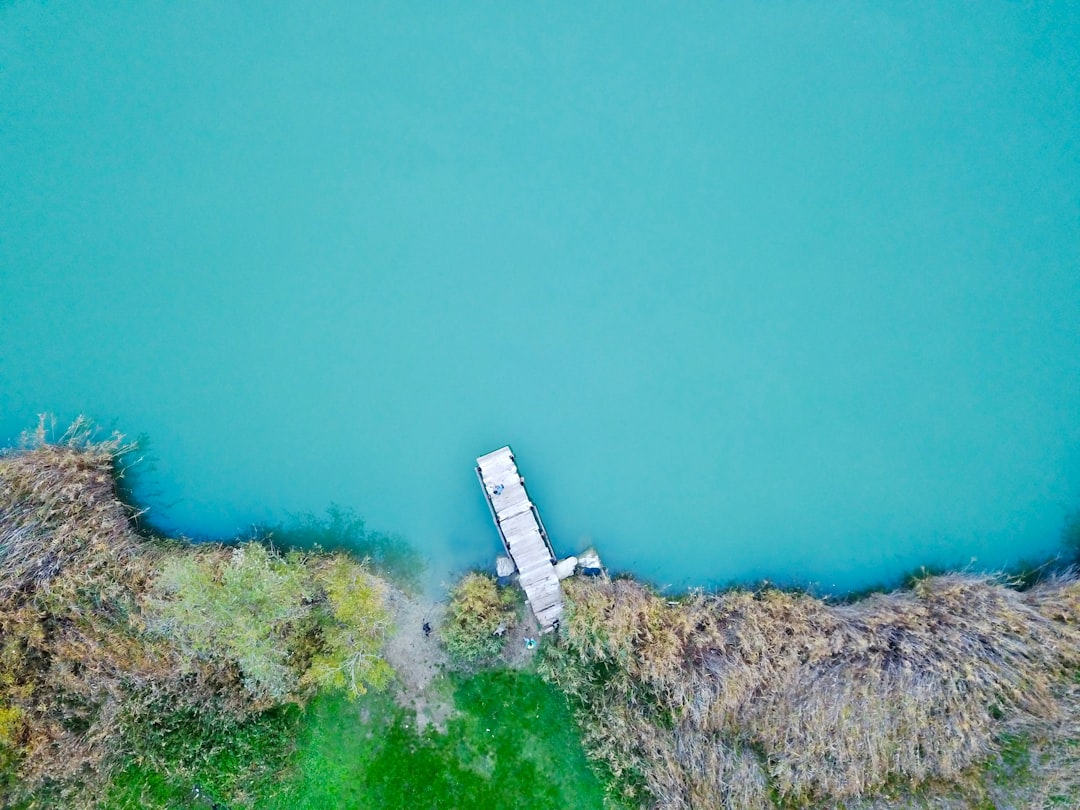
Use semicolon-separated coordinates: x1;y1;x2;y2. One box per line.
101;670;609;810
101;703;299;809
261;670;608;810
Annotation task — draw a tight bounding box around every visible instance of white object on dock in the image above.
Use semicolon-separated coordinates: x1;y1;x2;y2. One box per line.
553;556;578;580
495;556;515;579
578;548;603;570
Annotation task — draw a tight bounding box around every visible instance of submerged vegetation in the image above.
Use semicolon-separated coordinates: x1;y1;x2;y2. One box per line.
540;573;1080;808
266;505;424;594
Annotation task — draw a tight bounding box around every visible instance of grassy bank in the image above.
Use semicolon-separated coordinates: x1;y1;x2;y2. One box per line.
260;670;607;810
99;670;607;810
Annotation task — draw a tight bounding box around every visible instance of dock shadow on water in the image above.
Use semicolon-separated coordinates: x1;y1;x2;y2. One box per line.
265;504;425;594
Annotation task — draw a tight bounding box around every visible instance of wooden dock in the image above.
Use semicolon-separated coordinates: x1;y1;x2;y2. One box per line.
476;446;564;632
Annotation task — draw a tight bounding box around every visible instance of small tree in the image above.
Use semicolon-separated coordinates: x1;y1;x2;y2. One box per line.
440;573;516;665
148;543;394;702
148;543;309;702
300;554;393;696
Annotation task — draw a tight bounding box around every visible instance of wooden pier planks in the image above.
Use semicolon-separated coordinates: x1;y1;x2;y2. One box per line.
476;446;564;632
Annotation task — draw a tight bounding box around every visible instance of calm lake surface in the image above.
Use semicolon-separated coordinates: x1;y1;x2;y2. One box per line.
2;3;1079;594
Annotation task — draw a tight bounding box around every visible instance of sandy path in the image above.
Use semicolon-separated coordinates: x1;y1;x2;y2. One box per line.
380;584;545;731
382;587;453;731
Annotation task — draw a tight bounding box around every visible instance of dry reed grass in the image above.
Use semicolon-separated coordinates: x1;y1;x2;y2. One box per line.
1;419;396;804
541;570;1080;808
0;420;244;801
0;417;144;605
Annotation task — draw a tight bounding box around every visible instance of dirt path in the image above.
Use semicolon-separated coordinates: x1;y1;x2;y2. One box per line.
381;584;545;731
382;587;454;731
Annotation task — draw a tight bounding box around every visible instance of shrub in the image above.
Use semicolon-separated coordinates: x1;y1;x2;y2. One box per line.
440;573;516;665
148;543;310;702
147;543;395;703
300;554;394;696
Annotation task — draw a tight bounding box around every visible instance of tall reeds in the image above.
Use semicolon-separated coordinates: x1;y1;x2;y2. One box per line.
0;421;394;803
0;421;175;795
0;417;143;604
541;571;1080;808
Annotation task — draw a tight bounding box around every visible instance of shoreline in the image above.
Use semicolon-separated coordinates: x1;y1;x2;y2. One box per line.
26;418;1066;605
3;429;1079;808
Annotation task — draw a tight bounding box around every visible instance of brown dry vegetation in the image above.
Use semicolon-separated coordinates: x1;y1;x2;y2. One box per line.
540;572;1080;809
0;420;392;806
0;420;208;800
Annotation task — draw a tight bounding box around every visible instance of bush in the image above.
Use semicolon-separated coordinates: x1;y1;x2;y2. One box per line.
440;574;516;665
148;544;310;702
300;554;393;696
147;543;394;703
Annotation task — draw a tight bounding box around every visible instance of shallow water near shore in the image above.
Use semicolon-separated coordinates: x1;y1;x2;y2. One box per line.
2;3;1079;595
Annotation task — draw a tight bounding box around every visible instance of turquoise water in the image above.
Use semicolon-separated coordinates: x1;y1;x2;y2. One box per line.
2;3;1079;593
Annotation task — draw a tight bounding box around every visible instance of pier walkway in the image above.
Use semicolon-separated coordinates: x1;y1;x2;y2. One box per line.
476;446;564;632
